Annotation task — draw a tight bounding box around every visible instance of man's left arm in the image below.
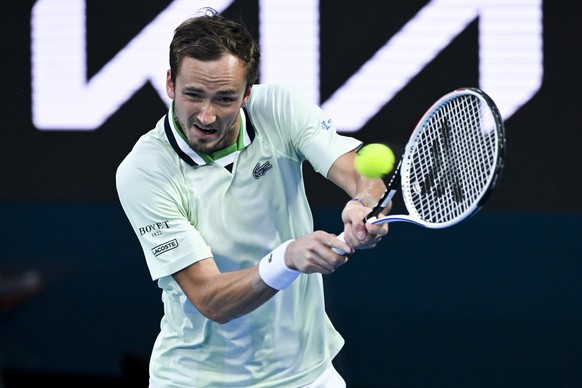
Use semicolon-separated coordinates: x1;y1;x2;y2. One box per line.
327;150;391;250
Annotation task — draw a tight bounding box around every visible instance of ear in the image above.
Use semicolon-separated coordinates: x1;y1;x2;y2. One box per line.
166;69;175;99
242;85;252;107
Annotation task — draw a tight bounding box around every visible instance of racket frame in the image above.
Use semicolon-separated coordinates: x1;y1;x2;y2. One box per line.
366;87;505;229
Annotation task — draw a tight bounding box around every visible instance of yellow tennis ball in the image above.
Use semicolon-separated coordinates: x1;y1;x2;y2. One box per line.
354;143;395;178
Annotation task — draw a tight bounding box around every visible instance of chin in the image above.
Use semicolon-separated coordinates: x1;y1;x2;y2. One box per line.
188;140;214;155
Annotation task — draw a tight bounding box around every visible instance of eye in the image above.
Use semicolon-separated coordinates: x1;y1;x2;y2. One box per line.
186;92;204;100
216;96;236;105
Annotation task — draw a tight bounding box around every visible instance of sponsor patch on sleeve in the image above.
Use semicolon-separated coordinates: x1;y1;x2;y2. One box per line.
151;239;179;257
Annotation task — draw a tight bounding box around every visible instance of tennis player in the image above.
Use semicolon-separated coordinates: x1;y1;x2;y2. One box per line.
116;8;389;387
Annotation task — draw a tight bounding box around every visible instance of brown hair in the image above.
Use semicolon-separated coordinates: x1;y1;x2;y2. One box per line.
169;8;260;91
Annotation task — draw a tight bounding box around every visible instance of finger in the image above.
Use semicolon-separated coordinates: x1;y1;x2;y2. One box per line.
319;243;350;271
327;235;354;256
307;257;337;274
365;221;389;237
319;255;348;274
355;224;368;241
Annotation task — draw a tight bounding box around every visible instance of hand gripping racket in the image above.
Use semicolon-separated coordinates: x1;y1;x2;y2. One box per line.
333;87;505;254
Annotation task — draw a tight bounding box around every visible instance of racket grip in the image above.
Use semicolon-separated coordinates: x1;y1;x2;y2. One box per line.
331;232;347;255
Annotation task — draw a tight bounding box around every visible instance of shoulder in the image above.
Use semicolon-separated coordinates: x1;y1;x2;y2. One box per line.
116;122;178;193
246;82;321;128
248;82;312;108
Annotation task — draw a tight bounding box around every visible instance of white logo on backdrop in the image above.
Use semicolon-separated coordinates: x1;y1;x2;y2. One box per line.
31;0;543;131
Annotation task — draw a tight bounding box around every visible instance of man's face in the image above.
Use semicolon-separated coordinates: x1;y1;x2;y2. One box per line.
166;55;250;154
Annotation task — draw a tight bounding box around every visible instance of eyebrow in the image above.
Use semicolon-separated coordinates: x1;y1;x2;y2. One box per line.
182;86;240;96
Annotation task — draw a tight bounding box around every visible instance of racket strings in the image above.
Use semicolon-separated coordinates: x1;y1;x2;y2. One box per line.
404;94;499;224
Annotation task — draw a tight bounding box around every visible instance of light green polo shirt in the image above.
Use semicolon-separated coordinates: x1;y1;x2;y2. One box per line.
116;82;361;387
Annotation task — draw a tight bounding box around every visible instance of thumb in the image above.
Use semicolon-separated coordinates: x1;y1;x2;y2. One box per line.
356;224;367;241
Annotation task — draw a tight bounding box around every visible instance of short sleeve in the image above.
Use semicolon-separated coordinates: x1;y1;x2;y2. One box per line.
116;136;213;280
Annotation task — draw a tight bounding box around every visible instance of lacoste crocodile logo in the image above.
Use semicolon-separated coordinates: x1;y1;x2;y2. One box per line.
253;161;273;179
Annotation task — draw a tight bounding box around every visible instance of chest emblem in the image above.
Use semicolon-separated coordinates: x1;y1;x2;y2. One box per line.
253;161;273;179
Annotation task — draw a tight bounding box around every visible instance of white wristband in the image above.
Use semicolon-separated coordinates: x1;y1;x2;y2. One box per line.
258;240;300;290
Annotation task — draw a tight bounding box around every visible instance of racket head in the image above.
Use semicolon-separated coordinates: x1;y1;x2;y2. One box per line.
396;87;506;228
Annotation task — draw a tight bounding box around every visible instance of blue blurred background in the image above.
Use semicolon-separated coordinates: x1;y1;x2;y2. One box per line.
1;1;581;387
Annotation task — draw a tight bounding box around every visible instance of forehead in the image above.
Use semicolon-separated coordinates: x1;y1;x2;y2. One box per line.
176;55;247;92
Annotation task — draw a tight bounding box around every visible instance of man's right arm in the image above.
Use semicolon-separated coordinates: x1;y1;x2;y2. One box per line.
172;231;352;324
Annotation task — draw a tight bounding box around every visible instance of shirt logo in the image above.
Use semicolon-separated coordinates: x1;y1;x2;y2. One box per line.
321;119;333;131
151;239;178;257
139;220;170;236
253;161;273;179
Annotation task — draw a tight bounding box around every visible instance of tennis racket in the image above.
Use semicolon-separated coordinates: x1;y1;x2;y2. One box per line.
333;87;505;254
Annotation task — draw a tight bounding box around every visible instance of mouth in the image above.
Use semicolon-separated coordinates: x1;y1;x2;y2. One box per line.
194;124;218;136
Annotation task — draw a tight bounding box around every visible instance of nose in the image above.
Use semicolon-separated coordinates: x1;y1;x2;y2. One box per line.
197;101;216;126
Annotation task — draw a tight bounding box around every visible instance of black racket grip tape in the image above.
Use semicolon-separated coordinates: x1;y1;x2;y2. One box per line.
365;159;402;221
332;159;402;255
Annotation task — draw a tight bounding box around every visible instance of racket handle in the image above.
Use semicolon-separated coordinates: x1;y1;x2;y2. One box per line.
331;232;347;255
365;164;401;221
332;169;399;256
